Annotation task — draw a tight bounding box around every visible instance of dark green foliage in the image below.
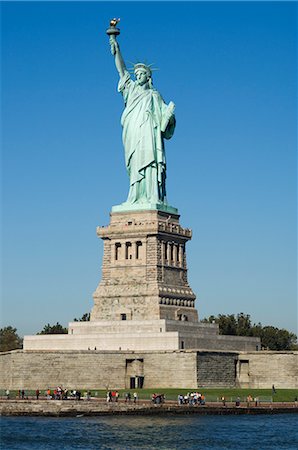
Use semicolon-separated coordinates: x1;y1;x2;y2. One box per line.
218;314;238;335
259;326;297;351
0;326;23;352
37;322;68;335
236;312;253;336
73;312;90;322
201;313;297;350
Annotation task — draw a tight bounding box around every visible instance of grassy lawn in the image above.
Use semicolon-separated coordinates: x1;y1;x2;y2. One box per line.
99;388;298;402
2;388;297;402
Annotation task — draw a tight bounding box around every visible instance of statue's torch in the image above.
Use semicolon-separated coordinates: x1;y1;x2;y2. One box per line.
106;18;120;56
106;18;120;43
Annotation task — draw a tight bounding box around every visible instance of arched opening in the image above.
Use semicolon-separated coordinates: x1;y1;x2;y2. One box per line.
170;243;174;262
164;242;168;263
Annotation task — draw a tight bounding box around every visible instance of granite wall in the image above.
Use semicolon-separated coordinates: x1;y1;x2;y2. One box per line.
197;351;238;387
237;351;298;389
1;349;297;390
0;350;197;390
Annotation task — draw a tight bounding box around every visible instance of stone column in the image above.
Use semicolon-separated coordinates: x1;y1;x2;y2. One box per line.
161;240;165;265
179;244;184;268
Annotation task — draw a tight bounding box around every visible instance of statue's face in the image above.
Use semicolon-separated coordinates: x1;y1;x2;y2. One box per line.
135;69;148;86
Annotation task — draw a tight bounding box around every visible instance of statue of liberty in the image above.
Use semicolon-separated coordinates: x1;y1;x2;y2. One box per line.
107;20;176;212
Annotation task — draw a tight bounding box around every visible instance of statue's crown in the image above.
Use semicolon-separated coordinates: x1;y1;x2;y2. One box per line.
134;63;152;76
129;62;158;78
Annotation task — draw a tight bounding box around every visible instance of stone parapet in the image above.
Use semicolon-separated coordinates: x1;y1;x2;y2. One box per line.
97;221;192;240
68;319;168;334
23;332;180;352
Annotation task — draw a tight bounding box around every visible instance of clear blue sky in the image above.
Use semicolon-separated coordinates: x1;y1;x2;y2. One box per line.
1;1;297;337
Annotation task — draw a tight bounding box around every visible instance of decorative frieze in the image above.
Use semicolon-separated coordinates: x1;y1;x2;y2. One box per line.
159;297;195;307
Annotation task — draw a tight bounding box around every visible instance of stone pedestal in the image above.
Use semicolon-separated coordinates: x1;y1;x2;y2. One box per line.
91;210;198;323
23;209;261;354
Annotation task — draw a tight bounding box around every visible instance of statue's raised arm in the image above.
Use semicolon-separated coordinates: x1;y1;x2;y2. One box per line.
106;19;126;78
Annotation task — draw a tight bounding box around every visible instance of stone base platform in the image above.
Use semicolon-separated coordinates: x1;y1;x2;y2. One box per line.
23;319;260;352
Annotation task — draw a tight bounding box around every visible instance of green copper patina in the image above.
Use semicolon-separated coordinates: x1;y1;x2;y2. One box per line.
107;20;178;214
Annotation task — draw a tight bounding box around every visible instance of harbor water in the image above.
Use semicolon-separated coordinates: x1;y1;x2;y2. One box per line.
1;414;298;449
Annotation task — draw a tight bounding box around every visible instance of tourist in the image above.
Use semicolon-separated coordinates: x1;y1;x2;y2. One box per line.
57;386;62;400
152;394;165;404
125;392;131;403
194;392;199;405
36;389;40;400
6;389;10;400
178;394;183;405
21;390;25;400
235;396;241;407
47;388;51;400
272;384;276;395
133;392;138;403
221;396;226;406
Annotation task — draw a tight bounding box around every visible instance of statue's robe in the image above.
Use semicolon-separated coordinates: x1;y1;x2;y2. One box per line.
118;71;175;204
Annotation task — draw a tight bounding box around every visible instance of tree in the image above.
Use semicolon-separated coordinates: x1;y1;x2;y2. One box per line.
0;326;23;352
37;322;68;335
218;314;238;335
201;314;237;335
73;312;90;322
236;313;252;336
201;313;297;350
260;326;297;351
